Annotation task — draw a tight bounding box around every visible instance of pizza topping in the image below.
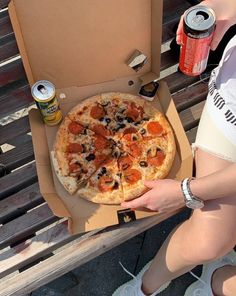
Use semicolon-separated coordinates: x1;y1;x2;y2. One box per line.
98;175;115;192
147;149;165;166
128;143;142;157
116;115;124;122
123;127;137;135
69;163;81;173
112;147;121;159
97;167;107;179
118;155;133;171
85;153;96;162
90;105;105;120
139;161;148;167
147;121;163;135
115;123;126;132
140;128;146;135
113;181;119;190
68;122;84;134
124;169;142;184
126;108;140;121
125;117;134;123
67;143;83;153
94;154;108;168
94;136;109;150
92;124;110;137
99;100;110;107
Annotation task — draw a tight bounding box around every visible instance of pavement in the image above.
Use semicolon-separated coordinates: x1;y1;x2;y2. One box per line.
30;209;203;296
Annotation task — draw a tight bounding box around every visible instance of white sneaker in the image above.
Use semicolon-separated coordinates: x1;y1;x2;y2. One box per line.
112;260;171;296
184;249;236;296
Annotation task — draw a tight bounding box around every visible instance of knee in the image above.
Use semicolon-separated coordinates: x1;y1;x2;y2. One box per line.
179;232;233;265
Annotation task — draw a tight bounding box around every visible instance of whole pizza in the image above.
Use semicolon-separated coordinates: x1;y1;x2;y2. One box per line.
51;92;176;204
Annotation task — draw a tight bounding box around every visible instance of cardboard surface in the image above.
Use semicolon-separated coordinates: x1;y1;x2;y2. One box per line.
9;0;162;88
29;82;192;234
10;0;193;234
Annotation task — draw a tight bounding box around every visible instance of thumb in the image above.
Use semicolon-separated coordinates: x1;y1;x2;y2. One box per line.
144;180;159;189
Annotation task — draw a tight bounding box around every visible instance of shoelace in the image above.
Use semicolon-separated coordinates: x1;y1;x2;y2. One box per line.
119;262;141;296
189;271;208;296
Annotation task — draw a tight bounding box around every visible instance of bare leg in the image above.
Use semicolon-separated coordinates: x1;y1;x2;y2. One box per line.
141;149;236;295
212;266;236;296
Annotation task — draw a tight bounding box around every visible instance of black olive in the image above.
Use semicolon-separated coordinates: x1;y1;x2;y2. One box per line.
126;117;134;123
100;101;110;107
83;128;87;135
116;116;124;122
113;181;119;190
85;154;95;161
101;167;107;174
142;117;149;121
140;128;146;135
134;121;141;126
139;161;148;167
115;123;126;132
131;135;138;141
105;118;111;124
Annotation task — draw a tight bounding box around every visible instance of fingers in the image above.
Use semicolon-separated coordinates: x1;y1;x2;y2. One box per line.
144;180;159;189
176;15;184;45
121;194;147;209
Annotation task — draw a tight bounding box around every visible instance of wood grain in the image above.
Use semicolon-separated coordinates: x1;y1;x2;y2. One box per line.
0;203;57;249
0;211;179;296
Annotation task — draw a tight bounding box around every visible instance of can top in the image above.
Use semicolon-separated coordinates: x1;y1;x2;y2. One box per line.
184;5;216;33
31;80;55;101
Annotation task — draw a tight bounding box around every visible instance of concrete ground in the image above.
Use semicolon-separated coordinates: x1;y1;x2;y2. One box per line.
30;209;203;296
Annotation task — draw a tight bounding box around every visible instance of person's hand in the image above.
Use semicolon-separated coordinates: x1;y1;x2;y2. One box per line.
176;0;236;51
121;179;185;213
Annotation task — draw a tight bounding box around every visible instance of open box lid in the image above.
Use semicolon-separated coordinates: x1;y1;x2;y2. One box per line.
9;0;163;89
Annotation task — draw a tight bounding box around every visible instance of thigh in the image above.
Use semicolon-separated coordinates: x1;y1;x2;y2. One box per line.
189;148;236;248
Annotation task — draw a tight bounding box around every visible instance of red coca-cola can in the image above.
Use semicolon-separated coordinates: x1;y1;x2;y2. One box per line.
179;6;216;76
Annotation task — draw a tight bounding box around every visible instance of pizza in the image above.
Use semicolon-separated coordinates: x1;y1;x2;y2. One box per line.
51;92;176;204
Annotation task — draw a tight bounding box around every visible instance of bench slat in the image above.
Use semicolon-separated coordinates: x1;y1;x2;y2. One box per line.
0;35;18;63
0;183;43;224
0;163;37;199
0;221;71;278
0;211;179;296
0;0;10;9
0;138;34;171
179;100;205;130
0;84;32;118
0;203;57;250
0;116;30;145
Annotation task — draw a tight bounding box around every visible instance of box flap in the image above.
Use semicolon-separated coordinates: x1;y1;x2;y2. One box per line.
9;0;163;88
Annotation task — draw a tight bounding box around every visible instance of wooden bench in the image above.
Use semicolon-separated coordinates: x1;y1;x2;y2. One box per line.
0;0;209;295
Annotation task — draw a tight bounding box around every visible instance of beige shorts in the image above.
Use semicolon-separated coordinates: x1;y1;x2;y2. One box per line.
193;105;236;163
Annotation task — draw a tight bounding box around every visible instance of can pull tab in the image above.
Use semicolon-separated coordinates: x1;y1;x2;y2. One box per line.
37;84;48;95
193;11;209;24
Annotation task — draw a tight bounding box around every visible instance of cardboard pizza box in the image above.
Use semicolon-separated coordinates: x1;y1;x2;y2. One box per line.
8;0;193;234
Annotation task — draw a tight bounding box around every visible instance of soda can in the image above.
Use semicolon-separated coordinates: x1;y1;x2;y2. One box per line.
31;80;63;126
179;6;216;76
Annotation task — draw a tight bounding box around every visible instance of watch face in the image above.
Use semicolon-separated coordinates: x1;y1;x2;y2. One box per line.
186;199;204;209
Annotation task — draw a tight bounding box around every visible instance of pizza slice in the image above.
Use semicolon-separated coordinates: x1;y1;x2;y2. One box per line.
119;136;176;201
77;157;124;204
51;148;112;194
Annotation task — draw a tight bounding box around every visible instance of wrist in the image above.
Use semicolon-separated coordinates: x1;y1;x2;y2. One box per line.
181;178;205;209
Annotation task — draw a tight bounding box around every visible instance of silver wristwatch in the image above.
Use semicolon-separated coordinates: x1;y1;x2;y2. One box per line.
181;178;204;209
